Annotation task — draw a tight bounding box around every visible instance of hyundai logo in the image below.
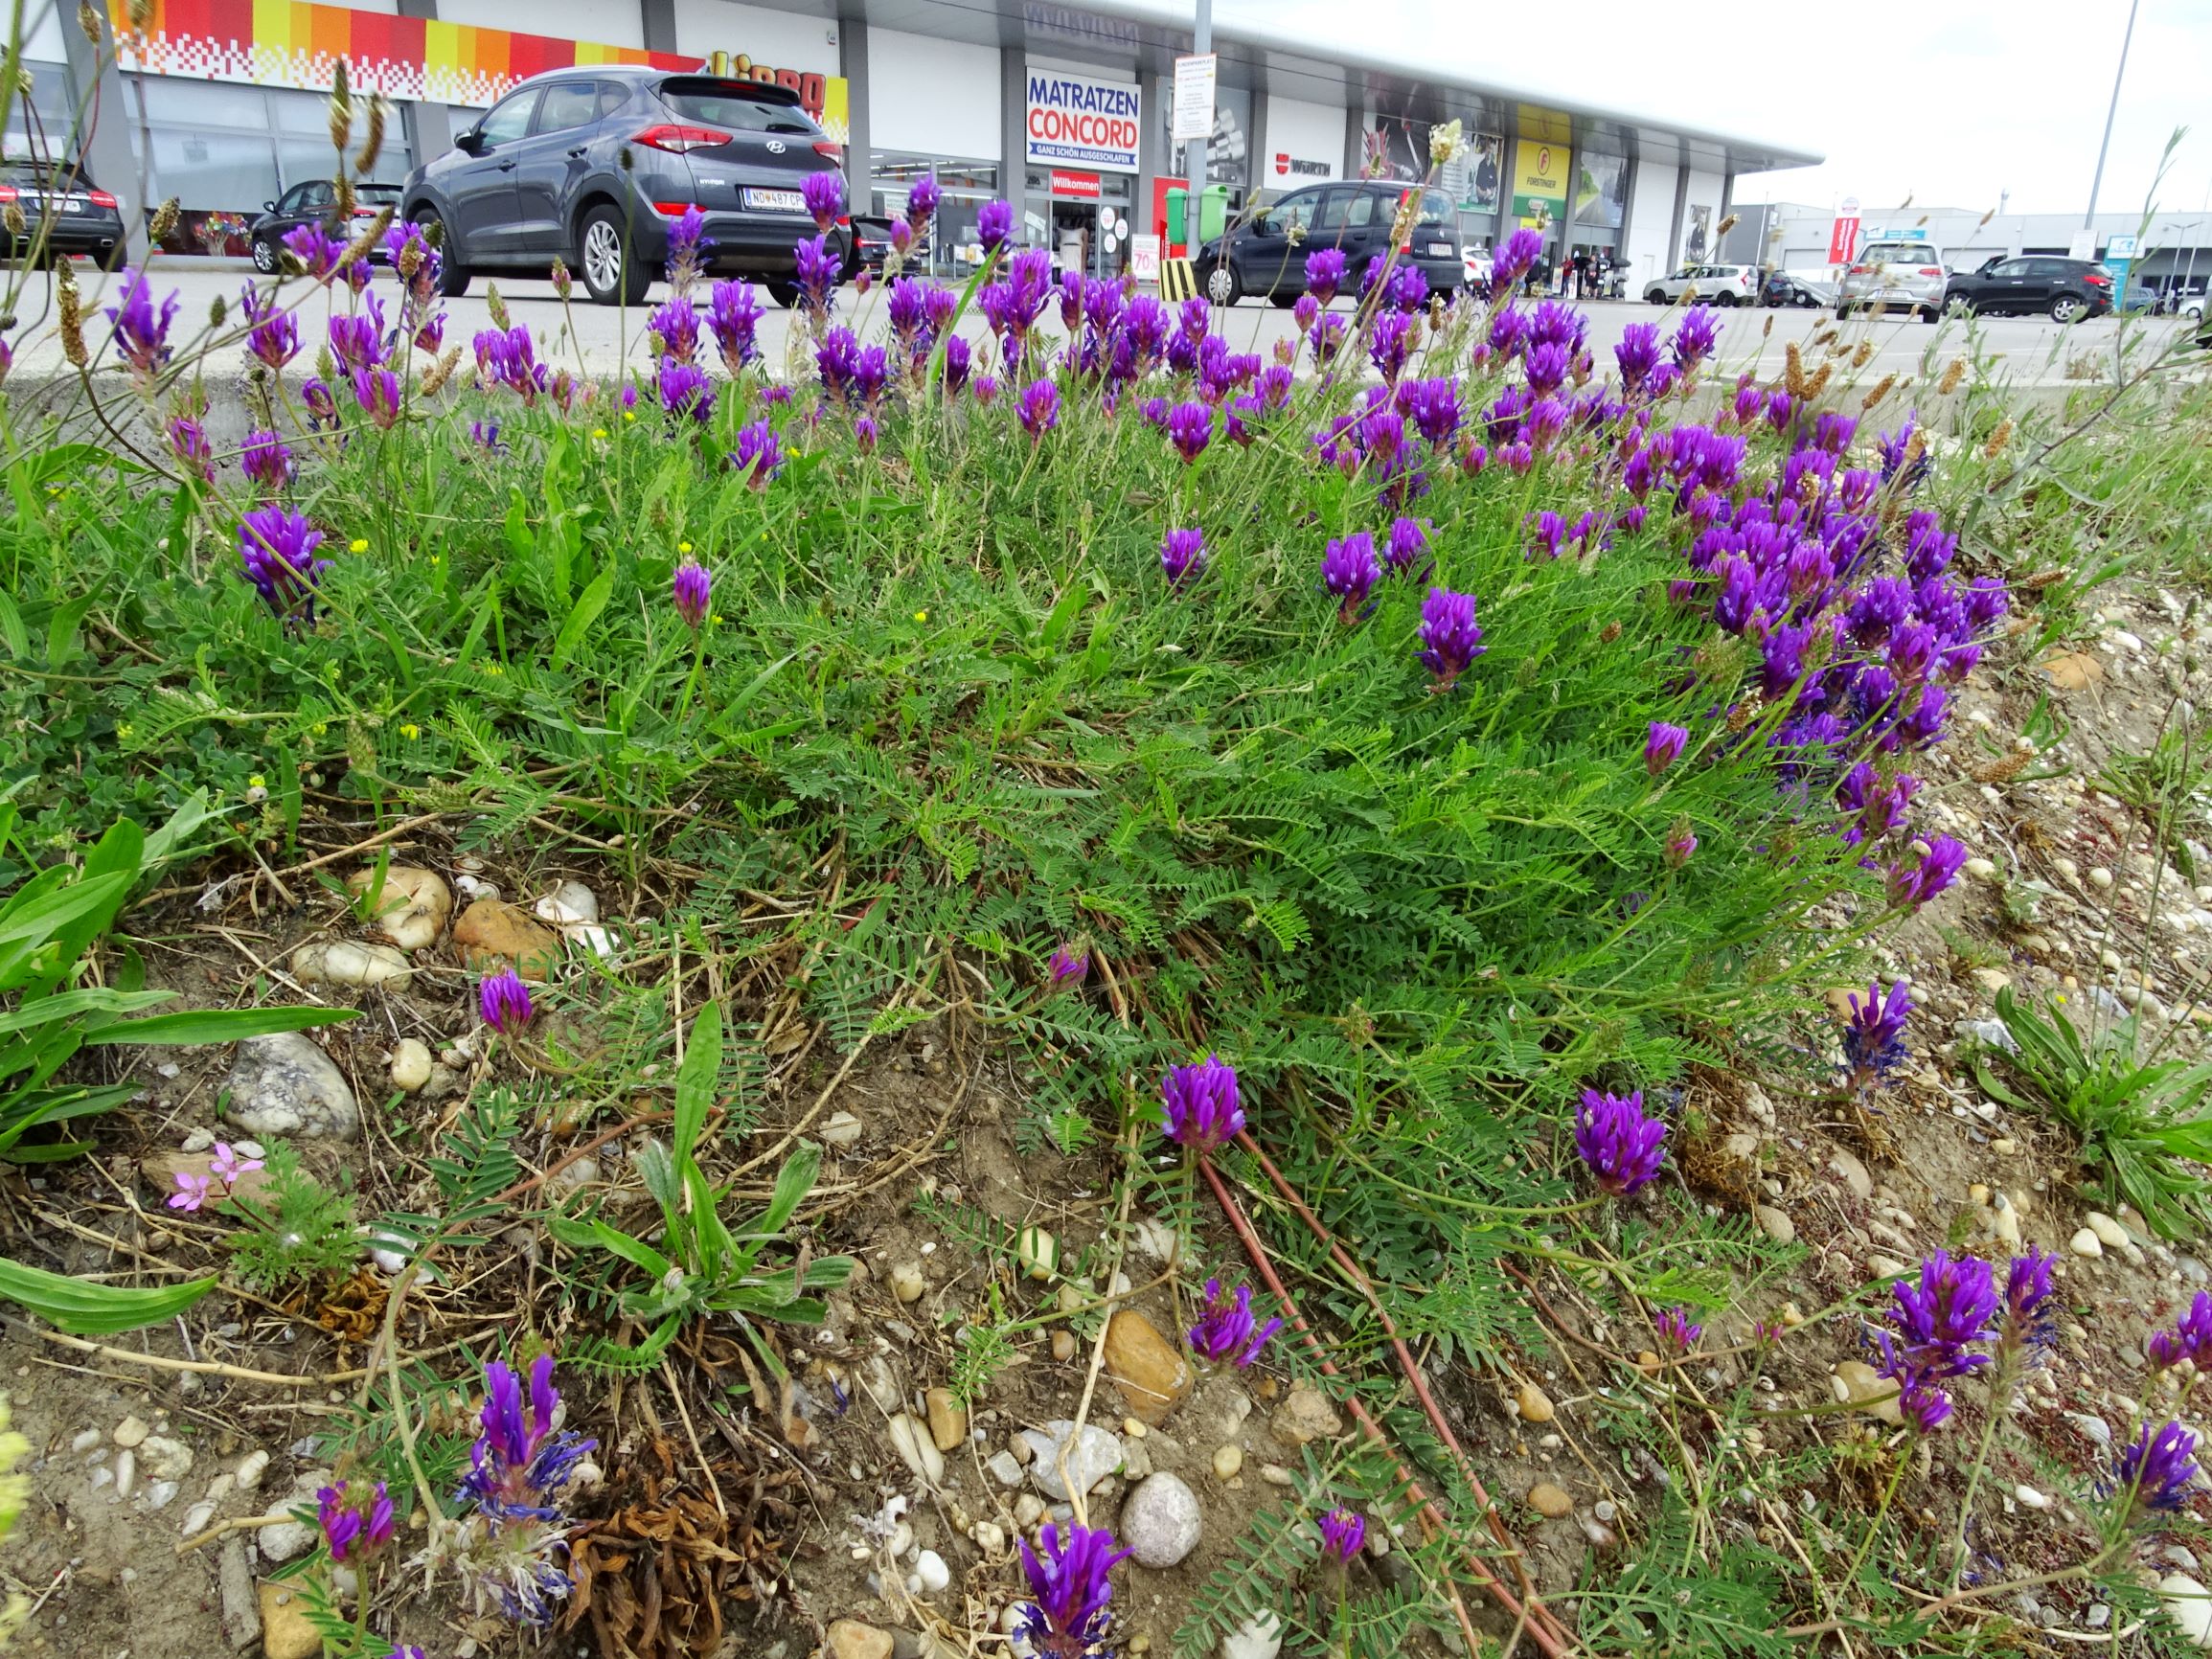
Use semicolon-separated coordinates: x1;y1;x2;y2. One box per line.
765;139;786;153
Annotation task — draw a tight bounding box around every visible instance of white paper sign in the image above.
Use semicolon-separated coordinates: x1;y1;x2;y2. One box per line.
1131;234;1161;281
1172;54;1217;145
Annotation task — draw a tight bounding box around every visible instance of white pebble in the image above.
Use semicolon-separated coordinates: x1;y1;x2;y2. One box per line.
2015;1484;2052;1510
2089;867;2114;890
114;1447;137;1500
234;1449;269;1490
2070;1227;2104;1259
913;1549;950;1593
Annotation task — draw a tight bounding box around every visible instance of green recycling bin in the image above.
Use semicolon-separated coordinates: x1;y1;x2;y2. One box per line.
1198;184;1229;244
1165;186;1189;248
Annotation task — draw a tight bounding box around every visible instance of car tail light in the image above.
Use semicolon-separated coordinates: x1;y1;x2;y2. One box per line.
2086;272;2111;287
0;185;17;202
651;200;696;216
812;141;842;162
1849;262;1871;275
634;124;732;153
1917;267;1943;278
88;190;116;208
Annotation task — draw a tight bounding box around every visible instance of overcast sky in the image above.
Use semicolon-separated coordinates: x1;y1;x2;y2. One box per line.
1241;0;2210;219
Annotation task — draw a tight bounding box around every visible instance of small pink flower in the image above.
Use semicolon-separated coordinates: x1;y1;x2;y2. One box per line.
168;1171;212;1212
208;1143;262;1185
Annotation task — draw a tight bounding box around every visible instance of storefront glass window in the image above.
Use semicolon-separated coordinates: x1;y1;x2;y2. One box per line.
872;149;997;278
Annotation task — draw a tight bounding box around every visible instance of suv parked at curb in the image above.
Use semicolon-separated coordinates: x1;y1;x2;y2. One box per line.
1943;256;2113;323
1644;262;1761;307
1195;181;1461;307
401;67;848;305
1836;239;1948;321
0;157;125;266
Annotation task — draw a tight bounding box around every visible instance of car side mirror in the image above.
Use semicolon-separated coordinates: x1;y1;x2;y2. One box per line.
455;128;486;156
263;199;277;212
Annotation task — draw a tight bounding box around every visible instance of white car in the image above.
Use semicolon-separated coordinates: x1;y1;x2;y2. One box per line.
1644;262;1761;307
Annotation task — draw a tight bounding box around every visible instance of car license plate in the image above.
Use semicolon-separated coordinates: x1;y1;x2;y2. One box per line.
1426;240;1452;257
744;188;806;214
57;195;84;214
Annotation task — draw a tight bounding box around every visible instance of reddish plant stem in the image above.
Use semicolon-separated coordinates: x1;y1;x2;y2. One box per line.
1233;1130;1573;1654
1197;1155;1570;1659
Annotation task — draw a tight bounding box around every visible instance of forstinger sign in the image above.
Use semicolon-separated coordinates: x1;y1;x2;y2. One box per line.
1026;68;1141;173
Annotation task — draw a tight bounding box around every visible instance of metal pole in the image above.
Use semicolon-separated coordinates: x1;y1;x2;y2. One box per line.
2084;0;2138;229
1186;0;1210;230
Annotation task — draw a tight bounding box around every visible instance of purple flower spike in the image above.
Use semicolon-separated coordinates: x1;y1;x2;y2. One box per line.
241;428;292;494
1322;532;1382;624
1161;1055;1243;1153
1046;943;1089;990
478;967;535;1034
1885;835;1968;909
1017;1522;1131;1657
1416;586;1485;693
673;560;712;629
802;169;845;233
1654;1306;1702;1354
730;420;784;488
1385;516;1429;577
238;507;330;625
316;1479;395;1563
1664;822;1697;868
1187;1278;1282;1367
904;174;940;232
104;268;180;376
1897;1377;1953;1433
2114;1420;2201;1514
1160;528;1207;590
2148;1292;2212;1370
1842;977;1912;1084
1317;1507;1365;1562
1644;721;1689;777
1573;1087;1666;1196
977;199;1013;255
1167;400;1213;464
1304;247;1347;304
1018;379;1061;440
461;1353;597;1523
1885;1250;2000;1381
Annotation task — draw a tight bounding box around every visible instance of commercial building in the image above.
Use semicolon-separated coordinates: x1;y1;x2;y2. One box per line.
10;0;1818;284
1726;201;2212;301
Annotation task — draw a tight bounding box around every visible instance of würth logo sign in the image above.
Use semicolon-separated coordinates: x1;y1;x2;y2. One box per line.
1026;69;1141;173
1274;152;1330;178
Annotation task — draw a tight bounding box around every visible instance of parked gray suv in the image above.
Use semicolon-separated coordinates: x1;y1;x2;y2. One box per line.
402;67;848;305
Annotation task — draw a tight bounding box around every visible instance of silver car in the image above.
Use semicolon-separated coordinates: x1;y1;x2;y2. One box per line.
1838;239;1948;321
1643;261;1761;307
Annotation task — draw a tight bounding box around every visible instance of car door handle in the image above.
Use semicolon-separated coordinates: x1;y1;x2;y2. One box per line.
568;147;588;158
497;159;516;171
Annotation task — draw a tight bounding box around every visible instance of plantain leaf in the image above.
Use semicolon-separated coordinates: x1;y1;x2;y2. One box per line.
82;1004;358;1046
0;1256;218;1333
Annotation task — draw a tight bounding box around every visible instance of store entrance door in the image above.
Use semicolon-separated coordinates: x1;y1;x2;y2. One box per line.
1047;168;1103;278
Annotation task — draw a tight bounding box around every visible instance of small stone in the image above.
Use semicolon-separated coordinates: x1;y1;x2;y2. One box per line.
1993;1138;2018;1155
1830;1149;1872;1200
1271;1382;1344;1445
347;865;453;951
1965;857;1997;881
181;1127;217;1153
1969;1183;1991;1207
223;1032;361;1143
1014;1493;1046;1528
217;1537;259;1650
891;1262;926;1304
545;1154;600;1200
973;1520;1007;1553
293;937;414;989
988;1449;1024;1488
2087;1212;2130;1249
1972;967;2011;994
1019;1420;1125;1501
1221;1610;1286;1659
1121;1472;1203;1568
1832;1360;1904;1425
827;1620;896;1659
1052;1330;1078;1362
1515;1381;1555;1424
1212;1444;1243;1481
2088;867;2114;890
1754;1205;1796;1245
259;1581;321;1659
114;1446;137;1499
533;879;600;926
2070;1228;2104;1259
2015;1484;2052;1510
450;898;561;980
138;1435;194;1481
886;1414;945;1485
2160;1573;2212;1647
1527;1482;1574;1519
1016;1226;1060;1282
1259;1463;1295;1487
389;1038;433;1093
820;1111;864;1149
912;1549;950;1593
1993;1194;2023;1247
181;1499;217;1537
925;1387;968;1454
1103;1310;1194;1425
114;1415;149;1448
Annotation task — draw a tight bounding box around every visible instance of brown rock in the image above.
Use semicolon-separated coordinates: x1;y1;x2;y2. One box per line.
1515;1381;1556;1423
1269;1382;1343;1447
925;1385;968;1453
141;1150;276;1206
345;864;453;951
257;1582;320;1659
1527;1482;1574;1519
2038;650;2105;693
1102;1309;1194;1425
451;898;561;980
1051;1329;1078;1362
826;1620;895;1659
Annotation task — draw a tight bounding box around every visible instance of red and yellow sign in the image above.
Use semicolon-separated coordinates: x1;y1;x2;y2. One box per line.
110;0;696;109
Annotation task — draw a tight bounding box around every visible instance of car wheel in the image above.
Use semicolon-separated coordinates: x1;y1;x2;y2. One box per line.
1715;291;1737;307
1918;305;1938;323
250;234;279;275
1204;261;1241;307
2051;293;2087;324
409;208;470;297
1267;290;1298;308
1836;303;1855;320
1645;287;1668;305
578;204;650;307
764;280;800;308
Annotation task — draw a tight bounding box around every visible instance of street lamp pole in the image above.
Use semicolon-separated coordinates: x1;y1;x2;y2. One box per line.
2083;0;2139;230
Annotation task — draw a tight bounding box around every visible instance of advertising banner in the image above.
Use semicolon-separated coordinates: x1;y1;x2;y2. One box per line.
711;52;851;147
109;0;696;110
1510;137;1567;228
1827;215;1860;264
1026;68;1141;173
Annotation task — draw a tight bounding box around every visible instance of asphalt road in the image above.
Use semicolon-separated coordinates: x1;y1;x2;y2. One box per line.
2;259;2200;392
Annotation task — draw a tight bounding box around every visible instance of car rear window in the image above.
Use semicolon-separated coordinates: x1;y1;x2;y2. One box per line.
1;160;94;189
1413;189;1451;226
656;79;822;135
357;183;401;205
1863;243;1938;264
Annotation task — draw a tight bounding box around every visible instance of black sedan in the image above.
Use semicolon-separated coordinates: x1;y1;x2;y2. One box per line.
1944;256;2113;323
1;158;125;267
247;180;404;274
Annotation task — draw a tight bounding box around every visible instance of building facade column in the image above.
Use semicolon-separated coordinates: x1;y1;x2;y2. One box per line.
640;0;677;54
839;15;870;213
1000;45;1025;229
1666;156;1689;270
1342;104;1362;180
64;5;146;262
